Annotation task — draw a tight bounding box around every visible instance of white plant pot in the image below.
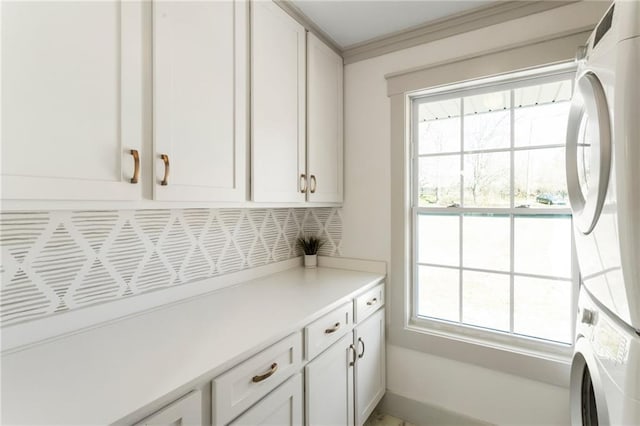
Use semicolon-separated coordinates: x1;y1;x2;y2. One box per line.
304;254;318;268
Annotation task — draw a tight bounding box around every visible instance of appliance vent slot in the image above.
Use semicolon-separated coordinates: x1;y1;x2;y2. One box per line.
594;5;614;48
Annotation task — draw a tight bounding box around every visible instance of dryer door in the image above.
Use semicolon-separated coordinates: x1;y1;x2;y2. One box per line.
571;339;610;426
566;72;612;235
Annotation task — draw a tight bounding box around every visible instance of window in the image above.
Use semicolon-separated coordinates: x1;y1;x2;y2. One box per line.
411;70;576;347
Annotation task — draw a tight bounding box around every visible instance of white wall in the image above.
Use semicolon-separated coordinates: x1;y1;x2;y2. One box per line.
341;2;610;424
388;345;570;425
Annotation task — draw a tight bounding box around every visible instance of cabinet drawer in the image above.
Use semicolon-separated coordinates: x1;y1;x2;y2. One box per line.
228;373;302;426
135;390;203;425
212;332;302;425
305;302;352;360
355;283;384;323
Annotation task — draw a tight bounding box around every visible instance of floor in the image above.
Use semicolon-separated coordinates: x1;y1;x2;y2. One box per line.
364;412;417;426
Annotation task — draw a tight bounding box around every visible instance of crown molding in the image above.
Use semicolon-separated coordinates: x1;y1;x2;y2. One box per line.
274;0;343;57
385;26;592;96
343;1;580;64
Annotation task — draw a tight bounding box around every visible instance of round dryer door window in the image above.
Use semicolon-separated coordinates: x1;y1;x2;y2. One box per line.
566;71;612;235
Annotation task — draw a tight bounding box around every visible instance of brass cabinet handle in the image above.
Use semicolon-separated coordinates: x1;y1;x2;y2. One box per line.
130;149;140;184
310;175;317;193
252;363;278;383
160;154;170;186
366;297;378;306
358;337;365;359
324;322;341;334
349;344;357;367
300;174;307;193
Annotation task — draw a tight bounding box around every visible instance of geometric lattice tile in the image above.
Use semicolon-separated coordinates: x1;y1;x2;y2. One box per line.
30;222;87;313
202;214;227;276
306;208;343;257
0;208;342;327
106;219;145;292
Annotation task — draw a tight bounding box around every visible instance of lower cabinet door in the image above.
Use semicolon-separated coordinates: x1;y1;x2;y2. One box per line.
305;333;354;426
229;374;302;426
354;308;386;426
135;390;203;426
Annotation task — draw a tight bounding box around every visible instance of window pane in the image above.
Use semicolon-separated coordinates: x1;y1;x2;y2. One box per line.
514;80;572;109
419;118;460;155
514;148;567;208
417;265;459;322
463;152;510;207
514;216;572;278
418;214;459;266
514;276;572;343
418;155;460;207
462;270;510;331
463;215;510;271
463;90;510;151
464;90;510;115
514;102;571;147
419;98;461;121
464;110;510;151
418;99;460;154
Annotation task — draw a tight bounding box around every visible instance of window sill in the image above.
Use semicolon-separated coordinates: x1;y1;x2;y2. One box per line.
389;318;573;388
411;316;573;361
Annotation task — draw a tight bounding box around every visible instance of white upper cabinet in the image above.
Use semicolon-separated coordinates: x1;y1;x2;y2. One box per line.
251;5;343;205
251;1;306;203
1;0;342;207
1;1;144;201
152;0;248;202
306;33;344;203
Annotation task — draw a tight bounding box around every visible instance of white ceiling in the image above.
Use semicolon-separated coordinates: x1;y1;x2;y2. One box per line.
291;0;495;49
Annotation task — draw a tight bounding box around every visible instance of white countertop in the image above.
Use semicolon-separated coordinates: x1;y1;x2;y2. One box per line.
1;264;384;425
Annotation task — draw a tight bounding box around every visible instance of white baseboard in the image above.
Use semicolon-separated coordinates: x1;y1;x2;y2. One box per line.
377;391;494;426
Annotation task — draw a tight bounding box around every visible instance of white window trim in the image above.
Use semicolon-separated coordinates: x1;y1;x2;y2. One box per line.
409;68;578;358
385;29;590;385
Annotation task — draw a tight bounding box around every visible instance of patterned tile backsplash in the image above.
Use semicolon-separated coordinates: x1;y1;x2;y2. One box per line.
0;208;342;327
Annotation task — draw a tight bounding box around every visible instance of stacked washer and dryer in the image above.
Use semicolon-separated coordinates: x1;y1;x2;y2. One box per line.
566;1;640;425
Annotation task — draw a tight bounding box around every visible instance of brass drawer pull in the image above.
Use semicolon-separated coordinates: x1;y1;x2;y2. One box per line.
349;344;357;367
160;154;170;186
358;337;365;359
300;174;307;193
324;322;341;334
366;297;378;306
310;175;317;193
130;149;140;184
252;363;278;383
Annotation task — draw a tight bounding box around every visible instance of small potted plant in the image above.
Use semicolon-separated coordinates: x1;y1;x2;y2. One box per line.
297;235;324;268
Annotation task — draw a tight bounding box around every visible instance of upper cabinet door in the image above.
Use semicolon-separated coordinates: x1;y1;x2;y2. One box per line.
153;0;248;202
307;33;344;203
1;1;143;201
251;1;306;203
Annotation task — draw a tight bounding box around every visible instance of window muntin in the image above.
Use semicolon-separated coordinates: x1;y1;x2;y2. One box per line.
412;72;576;345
